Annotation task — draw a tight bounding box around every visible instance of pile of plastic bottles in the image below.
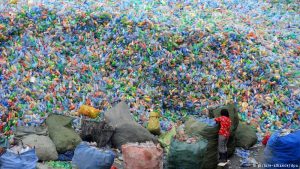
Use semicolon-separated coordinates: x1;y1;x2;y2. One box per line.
197;117;217;127
0;0;299;139
235;148;258;167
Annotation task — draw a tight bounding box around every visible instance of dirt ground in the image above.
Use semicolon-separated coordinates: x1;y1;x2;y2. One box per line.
228;145;265;169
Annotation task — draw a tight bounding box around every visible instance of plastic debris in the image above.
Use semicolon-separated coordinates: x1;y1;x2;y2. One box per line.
240;157;258;167
0;0;299;142
235;147;260;167
262;133;271;146
47;161;72;169
235;148;251;159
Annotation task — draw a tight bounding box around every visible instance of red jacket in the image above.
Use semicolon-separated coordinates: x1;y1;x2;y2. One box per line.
215;116;232;138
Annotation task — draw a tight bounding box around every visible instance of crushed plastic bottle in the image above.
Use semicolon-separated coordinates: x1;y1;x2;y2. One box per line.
235;148;250;159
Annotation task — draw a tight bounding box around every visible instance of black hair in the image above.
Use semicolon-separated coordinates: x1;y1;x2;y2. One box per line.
221;109;229;117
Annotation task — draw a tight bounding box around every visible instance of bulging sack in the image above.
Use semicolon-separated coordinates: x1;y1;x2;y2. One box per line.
264;130;300;169
104;102;157;149
167;138;208;169
78;105;101;119
0;148;38;169
72;142;115;169
80;119;115;148
22;134;58;161
147;111;161;135
46;114;81;153
185;117;218;169
122;142;163;169
15;126;48;139
235;123;257;149
158;127;176;153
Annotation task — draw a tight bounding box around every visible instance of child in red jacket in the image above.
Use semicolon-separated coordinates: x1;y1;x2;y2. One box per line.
215;109;232;166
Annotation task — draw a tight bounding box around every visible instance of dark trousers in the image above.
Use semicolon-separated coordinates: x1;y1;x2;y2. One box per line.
218;135;228;153
218;135;228;162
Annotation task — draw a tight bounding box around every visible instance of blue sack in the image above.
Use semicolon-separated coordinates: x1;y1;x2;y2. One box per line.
72;142;115;169
58;151;74;161
0;148;38;169
264;130;300;169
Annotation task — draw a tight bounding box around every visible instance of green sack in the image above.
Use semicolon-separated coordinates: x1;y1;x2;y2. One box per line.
15;126;48;139
158;127;176;153
185;117;219;169
209;104;239;132
209;104;239;156
46;114;81;153
46;114;74;127
227;132;236;156
235;123;257;149
167;137;208;169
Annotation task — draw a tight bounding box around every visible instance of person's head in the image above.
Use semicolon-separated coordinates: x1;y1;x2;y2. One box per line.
221;109;229;117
